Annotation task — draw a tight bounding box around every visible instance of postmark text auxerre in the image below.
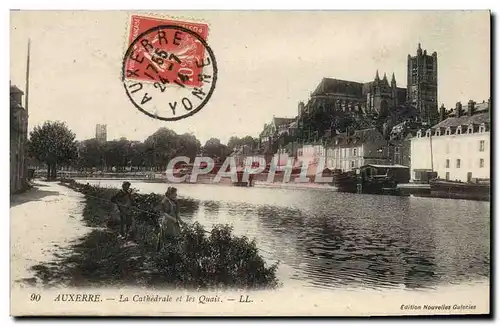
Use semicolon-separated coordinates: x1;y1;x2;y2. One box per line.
122;18;217;121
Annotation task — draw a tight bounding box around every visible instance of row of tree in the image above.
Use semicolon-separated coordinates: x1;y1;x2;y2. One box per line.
27;121;260;179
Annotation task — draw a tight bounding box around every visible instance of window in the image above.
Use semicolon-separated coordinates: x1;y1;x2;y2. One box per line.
445;127;451;136
479;124;486;133
467;125;473;134
395;147;400;154
426;130;432;137
456;159;461;168
417;130;422;137
480;159;484;168
479;140;485;152
456;126;462;135
445;172;450;180
435;129;441;136
353;148;357;156
445;159;450;168
351;161;355;168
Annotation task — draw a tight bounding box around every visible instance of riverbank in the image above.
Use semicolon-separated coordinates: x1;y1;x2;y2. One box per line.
10;181;93;287
253;181;336;191
23;179;279;289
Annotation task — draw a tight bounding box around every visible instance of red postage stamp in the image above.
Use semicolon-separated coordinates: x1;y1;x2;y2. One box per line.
125;15;210;88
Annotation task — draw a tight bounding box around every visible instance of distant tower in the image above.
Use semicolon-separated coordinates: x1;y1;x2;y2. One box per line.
407;43;438;124
390;72;397;94
370;70;391;117
298;101;305;117
95;124;107;142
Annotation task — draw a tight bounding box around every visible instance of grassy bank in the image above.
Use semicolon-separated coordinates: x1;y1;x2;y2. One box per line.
30;179;279;290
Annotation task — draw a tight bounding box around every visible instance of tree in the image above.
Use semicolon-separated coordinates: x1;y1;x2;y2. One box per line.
203;138;231;162
129;141;146;170
175;133;201;159
144;128;178;170
227;136;259;151
104;140;128;171
77;139;105;170
28;121;78;180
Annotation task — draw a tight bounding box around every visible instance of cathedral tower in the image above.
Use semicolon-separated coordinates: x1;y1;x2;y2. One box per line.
407;43;438;125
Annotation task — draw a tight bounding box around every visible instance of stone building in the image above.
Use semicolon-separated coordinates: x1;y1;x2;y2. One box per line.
410;100;490;182
364;71;408;115
229;144;260;167
257;43;439;165
407;43;438;125
325;128;389;172
295;44;436;144
259;116;296;155
387;119;423;167
96;124;107;142
10;84;29;194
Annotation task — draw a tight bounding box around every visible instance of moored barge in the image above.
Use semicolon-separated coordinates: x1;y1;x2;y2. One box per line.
332;164;410;195
428;178;490;201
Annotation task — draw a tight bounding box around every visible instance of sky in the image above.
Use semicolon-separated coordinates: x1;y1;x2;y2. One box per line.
10;10;490;145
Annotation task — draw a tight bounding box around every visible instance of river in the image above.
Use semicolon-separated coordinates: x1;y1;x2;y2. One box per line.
77;179;490;292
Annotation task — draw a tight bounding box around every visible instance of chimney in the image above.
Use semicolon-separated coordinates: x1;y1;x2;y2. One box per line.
467;100;475;116
455;102;462;118
439;104;446;121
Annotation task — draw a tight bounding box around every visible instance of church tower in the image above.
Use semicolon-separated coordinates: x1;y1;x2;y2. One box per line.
391;72;397;97
406;43;438;125
369;70;392;118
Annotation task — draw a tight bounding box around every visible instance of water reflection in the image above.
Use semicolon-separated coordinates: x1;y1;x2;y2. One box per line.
177;198;200;219
79;180;490;290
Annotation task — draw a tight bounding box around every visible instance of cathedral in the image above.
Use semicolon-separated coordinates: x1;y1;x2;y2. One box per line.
296;43;439;141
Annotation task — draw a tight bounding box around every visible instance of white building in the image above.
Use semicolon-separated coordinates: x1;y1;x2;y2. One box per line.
410;111;490;182
296;143;325;176
229;144;263;167
325;128;389;172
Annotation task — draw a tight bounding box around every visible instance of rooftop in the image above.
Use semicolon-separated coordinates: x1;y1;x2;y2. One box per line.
273;117;295;126
312;78;364;98
432;112;490;129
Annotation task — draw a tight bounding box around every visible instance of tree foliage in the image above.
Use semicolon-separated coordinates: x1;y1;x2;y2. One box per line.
28;121;78;179
77;139;104;169
227;136;259;151
71;127;203;171
202;138;232;162
28;121;260;172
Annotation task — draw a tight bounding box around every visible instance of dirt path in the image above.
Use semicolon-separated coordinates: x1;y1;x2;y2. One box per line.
10;181;92;288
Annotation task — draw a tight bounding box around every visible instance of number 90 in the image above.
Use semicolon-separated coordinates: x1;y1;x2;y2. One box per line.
30;293;41;302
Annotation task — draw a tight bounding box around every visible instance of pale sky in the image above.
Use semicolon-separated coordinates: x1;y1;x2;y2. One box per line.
10;10;490;144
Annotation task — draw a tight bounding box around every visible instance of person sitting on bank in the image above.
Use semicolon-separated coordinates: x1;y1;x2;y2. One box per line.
155;186;182;252
110;181;136;242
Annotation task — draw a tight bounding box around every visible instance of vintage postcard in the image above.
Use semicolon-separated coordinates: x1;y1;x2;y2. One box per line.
9;10;491;316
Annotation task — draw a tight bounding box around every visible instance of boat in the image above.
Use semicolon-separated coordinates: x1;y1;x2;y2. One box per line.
332;170;358;193
333;164;410;195
428;178;490;201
